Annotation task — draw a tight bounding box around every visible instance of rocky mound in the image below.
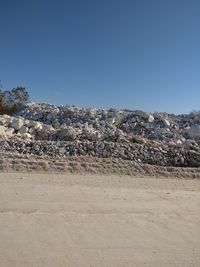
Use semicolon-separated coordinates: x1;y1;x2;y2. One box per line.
0;103;200;168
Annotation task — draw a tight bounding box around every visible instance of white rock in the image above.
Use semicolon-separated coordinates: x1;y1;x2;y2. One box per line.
28;127;36;135
148;115;154;123
42;124;54;132
59;147;66;154
0;125;7;135
0;115;12;126
27;121;43;130
60;126;77;140
10;118;24;130
163;119;170;127
133;111;149;120
176;139;183;145
21;133;32;139
19;125;29;134
7;128;15;134
46;113;52;120
187;125;200;139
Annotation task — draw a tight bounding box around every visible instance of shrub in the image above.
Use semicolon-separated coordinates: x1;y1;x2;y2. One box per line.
0;86;29;115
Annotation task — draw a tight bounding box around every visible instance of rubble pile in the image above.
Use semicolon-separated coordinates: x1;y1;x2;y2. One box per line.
0;103;200;167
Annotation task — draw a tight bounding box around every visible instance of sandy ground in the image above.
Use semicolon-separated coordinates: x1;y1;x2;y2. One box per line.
0;172;200;267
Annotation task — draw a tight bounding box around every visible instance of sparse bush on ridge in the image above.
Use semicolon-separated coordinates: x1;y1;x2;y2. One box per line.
0;86;29;115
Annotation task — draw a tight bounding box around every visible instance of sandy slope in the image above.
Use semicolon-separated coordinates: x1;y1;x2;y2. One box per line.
0;172;200;267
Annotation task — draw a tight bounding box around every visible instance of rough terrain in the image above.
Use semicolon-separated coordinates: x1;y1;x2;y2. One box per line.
1;103;200;266
0;103;200;168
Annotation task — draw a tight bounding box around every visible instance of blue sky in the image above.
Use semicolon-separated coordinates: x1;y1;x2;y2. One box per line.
0;0;200;114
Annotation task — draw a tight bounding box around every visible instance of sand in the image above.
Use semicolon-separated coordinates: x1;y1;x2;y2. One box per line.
0;172;200;266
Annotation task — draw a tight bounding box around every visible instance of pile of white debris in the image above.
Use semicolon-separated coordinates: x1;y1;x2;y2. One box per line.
0;103;200;167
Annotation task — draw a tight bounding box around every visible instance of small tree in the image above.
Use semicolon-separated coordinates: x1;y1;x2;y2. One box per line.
0;86;29;115
0;91;16;114
10;86;29;105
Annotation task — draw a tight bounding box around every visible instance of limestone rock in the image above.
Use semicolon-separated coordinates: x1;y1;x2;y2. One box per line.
27;121;43;130
0;126;7;136
11;118;24;130
187;125;200;140
21;133;32;139
60;126;77;141
162;118;170;127
19;126;29;134
0;102;199;167
148;114;154;123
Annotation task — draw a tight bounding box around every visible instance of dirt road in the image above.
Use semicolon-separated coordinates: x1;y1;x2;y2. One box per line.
0;173;200;266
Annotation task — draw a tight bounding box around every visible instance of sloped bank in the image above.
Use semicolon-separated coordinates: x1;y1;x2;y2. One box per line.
0;103;200;173
0;152;199;179
0;137;200;168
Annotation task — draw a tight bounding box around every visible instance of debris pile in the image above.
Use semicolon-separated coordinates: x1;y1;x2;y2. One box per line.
0;103;200;167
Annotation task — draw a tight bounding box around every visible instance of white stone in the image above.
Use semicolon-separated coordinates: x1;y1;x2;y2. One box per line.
42;124;54;132
7;128;15;134
28;127;36;135
27;121;43;130
0;115;12;126
19;125;29;134
46;113;52;120
60;126;77;140
148;115;154;123
10;118;24;130
59;147;66;154
21;133;32;139
163;119;170;127
0;126;7;136
133;111;149;120
187;125;200;139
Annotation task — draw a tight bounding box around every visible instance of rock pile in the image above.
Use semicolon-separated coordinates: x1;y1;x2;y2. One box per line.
0;103;200;167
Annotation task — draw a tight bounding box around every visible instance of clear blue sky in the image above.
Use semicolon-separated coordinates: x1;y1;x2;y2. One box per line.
0;0;200;113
